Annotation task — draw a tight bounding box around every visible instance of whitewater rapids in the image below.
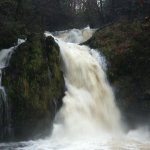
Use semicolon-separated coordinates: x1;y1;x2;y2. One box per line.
0;27;150;150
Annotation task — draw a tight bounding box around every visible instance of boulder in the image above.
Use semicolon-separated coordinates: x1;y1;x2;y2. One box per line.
3;33;64;140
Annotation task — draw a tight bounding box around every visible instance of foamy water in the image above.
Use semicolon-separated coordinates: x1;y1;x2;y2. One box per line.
1;128;150;150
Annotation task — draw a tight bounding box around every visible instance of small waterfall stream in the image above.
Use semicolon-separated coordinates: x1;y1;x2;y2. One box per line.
0;39;25;141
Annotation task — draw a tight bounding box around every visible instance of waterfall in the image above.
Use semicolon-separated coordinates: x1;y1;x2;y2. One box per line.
0;39;25;141
46;27;122;137
57;43;121;135
1;27;149;150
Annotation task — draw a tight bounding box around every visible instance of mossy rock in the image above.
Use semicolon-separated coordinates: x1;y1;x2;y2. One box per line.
85;19;150;127
3;34;64;140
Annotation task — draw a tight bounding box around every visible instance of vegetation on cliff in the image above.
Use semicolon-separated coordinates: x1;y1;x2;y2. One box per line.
3;34;64;140
85;18;150;127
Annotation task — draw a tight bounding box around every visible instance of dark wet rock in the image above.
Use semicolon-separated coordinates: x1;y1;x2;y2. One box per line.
2;34;65;140
85;19;150;128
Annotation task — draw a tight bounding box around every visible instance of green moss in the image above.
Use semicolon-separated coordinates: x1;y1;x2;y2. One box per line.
3;34;64;140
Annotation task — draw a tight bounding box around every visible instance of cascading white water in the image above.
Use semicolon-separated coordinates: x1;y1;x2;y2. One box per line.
0;39;25;140
47;26;120;137
53;40;121;137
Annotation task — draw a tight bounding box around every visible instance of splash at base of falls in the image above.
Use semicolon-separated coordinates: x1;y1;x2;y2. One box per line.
1;127;150;150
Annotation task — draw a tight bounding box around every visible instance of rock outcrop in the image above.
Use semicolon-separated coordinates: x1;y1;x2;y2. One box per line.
3;33;64;140
85;19;150;128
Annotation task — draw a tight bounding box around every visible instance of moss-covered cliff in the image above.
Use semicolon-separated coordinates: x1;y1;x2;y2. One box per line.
3;34;64;140
85;19;150;128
